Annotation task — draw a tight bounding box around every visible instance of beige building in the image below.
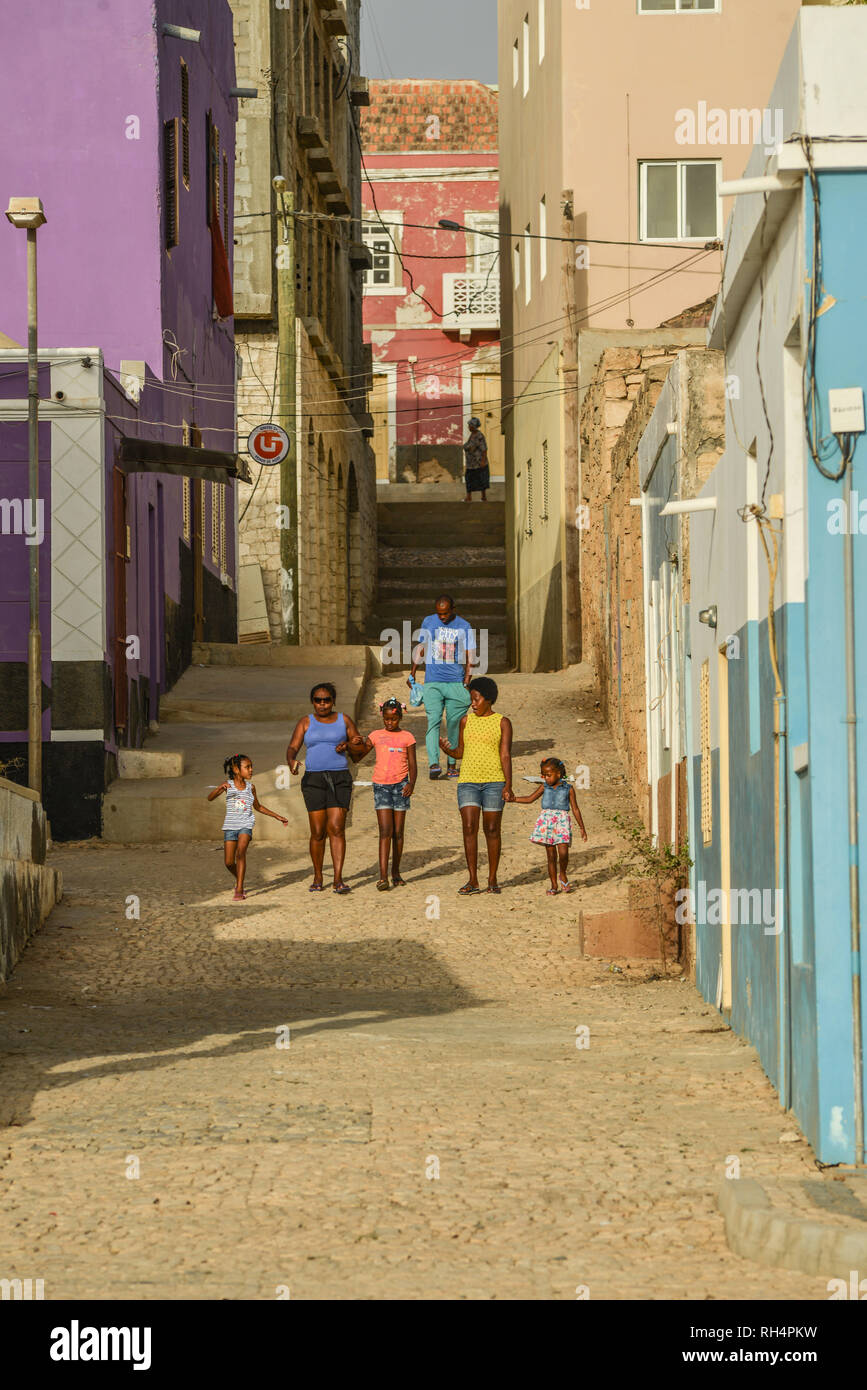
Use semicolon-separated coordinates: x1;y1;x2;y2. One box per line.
498;0;803;670
231;0;377;643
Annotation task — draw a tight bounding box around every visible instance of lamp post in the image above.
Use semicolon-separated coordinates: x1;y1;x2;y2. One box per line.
5;196;46;795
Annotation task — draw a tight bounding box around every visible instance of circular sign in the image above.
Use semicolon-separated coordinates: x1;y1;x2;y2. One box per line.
247;423;290;466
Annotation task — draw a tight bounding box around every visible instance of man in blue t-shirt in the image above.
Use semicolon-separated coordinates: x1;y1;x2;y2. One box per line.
408;594;475;779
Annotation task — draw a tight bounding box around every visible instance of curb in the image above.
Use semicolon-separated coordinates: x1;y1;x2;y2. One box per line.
719;1177;867;1279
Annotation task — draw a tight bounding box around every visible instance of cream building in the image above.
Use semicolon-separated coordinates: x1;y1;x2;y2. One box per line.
231;0;377;644
498;0;804;670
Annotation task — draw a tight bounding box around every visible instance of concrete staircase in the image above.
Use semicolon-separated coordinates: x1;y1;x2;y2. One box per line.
102;645;373;843
371;483;508;673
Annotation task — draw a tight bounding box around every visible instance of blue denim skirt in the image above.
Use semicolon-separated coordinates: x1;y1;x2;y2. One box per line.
373;778;411;811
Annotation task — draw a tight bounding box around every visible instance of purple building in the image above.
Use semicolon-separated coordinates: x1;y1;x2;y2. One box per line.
0;0;245;838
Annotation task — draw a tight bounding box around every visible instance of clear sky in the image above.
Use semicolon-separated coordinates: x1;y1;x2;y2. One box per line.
360;0;498;84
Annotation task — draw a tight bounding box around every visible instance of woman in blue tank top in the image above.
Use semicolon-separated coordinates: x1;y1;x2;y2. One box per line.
286;682;365;894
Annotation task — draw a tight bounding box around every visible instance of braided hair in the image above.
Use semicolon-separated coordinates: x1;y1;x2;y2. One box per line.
380;697;406;716
224;753;251;780
541;757;567;780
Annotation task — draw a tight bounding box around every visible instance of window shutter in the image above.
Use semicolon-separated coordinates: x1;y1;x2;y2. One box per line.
163;119;179;248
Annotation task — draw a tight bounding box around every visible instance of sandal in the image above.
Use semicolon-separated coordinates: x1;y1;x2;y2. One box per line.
392;876;407;887
559;878;575;894
376;879;391;892
486;884;501;894
309;882;325;892
546;888;560;896
429;767;442;780
458;883;482;895
445;767;459;779
333;883;352;895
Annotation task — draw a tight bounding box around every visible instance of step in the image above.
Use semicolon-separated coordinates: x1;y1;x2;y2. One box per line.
377;562;507;583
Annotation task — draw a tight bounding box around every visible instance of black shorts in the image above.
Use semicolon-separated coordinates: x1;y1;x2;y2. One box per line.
301;770;353;812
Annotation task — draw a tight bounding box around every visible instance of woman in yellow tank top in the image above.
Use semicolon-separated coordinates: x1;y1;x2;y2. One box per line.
440;676;513;894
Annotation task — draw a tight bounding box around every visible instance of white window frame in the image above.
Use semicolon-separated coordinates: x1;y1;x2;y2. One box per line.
539;195;547;281
538;0;545;62
512;38;519;87
523;224;532;305
361;212;404;294
522;14;530;96
463;211;499;276
513;241;521;294
638;0;720;13
639;159;721;243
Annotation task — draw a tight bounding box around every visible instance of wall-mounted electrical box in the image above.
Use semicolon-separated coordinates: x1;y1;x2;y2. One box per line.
828;387;865;434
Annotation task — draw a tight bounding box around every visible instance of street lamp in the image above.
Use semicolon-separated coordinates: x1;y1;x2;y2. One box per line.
5;196;46;795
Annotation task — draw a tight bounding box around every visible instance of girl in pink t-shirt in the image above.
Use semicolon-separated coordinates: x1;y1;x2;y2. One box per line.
351;698;417;891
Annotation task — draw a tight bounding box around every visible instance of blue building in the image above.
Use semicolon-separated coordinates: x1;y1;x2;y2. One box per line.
690;7;867;1163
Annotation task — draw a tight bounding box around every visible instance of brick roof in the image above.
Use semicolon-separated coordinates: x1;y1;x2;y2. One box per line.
361;80;498;153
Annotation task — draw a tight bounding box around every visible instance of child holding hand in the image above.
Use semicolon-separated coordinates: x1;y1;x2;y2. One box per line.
350;698;417;890
513;757;588;896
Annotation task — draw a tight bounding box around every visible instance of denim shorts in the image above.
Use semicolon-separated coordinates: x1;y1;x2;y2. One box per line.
224;828;253;842
373;778;411;812
456;781;506;812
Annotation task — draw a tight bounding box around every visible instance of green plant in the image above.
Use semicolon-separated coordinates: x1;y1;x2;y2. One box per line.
607;811;693;973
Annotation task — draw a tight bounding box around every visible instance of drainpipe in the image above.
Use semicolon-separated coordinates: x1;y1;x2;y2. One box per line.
777;691;791;1110
843;456;864;1165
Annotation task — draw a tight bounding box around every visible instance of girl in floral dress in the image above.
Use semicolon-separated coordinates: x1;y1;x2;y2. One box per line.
513;757;588;896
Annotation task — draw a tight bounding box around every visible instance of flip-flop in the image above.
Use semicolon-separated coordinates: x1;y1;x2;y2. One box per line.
559;879;575;893
429;767;442;780
392;877;407;887
486;885;501;894
445;768;459;779
546;888;560;897
333;883;352;895
376;880;391;892
458;883;482;895
309;883;325;892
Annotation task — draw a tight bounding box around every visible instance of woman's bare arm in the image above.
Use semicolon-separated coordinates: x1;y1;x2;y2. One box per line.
500;716;514;800
286;716;309;773
440;713;468;761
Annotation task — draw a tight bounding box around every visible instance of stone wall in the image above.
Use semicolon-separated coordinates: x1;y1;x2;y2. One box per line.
0;777;62;982
237;324;377;644
580;346;682;827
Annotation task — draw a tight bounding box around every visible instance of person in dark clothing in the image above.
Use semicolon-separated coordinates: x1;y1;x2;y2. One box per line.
462;416;490;501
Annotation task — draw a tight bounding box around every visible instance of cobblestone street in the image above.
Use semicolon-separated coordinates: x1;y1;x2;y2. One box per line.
0;670;825;1299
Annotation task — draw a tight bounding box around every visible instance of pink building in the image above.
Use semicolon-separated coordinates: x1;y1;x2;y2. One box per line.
360;81;500;485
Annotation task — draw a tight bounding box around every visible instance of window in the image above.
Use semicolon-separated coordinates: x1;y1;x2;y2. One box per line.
700;659;712;845
538;0;545;62
525;460;533;536
180;60;190;188
639;0;718;11
182;475;191;543
513;241;521;292
523;224;531;305
361;214;402;290
464;212;499;277
512;39;519;87
522;14;530;96
539;196;547;280
540;440;549;520
163;118;179;248
640;160;719;241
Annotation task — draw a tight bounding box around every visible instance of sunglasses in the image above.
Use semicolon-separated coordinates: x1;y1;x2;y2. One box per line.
313;696;333;703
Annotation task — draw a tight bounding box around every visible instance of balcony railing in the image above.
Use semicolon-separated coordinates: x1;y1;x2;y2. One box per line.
442;272;500;331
